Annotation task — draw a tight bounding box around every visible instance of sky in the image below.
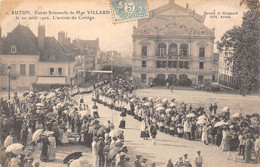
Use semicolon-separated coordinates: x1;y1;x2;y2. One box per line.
0;0;247;56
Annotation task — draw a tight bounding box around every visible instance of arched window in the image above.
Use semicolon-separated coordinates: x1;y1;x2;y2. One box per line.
180;43;188;57
158;43;166;57
179;74;188;81
168;43;178;56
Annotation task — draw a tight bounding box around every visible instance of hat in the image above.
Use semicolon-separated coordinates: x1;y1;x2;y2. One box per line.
184;154;188;157
197;151;201;153
135;155;142;159
99;137;103;140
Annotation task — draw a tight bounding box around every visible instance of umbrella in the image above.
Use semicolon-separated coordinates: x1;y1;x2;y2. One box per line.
222;106;230;112
63;152;83;164
232;113;241;118
155;98;161;102
108;147;121;160
115;141;124;147
6;143;24;154
143;102;151;107
198;115;207;121
97;126;106;136
162;98;168;103
214;121;229;127
169;103;176;107
187;113;196;118
148;97;153;101
156;107;165;111
32;129;44;141
46;92;56;99
155;104;163;108
36;103;44;107
46;113;56;118
196;119;207;125
36;110;44;114
109;129;122;137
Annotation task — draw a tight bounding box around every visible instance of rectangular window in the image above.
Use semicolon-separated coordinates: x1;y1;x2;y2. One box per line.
58;68;62;75
20;64;25;75
156;61;161;68
142;46;147;56
50;68;54;75
199;47;205;57
184;62;189;69
141;74;146;83
11;64;16;73
181;49;187;57
179;61;184;69
11;45;17;53
142;61;146;68
29;64;35;75
173;61;177;68
199;62;204;69
168;61;173;68
162;61;167;68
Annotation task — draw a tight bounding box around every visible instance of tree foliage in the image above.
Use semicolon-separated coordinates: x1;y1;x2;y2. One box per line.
217;2;259;96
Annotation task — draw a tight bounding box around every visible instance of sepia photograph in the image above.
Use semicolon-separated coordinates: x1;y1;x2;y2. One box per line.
0;0;259;166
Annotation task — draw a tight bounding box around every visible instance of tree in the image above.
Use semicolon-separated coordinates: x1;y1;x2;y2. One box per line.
217;1;259;96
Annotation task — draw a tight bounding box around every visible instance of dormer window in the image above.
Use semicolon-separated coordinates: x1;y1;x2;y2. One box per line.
49;54;56;61
11;45;17;54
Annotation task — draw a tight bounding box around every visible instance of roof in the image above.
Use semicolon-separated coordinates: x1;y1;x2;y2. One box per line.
134;2;214;37
39;37;69;62
71;39;100;54
1;25;40;55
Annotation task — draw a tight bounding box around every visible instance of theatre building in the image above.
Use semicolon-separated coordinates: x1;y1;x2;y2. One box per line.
132;0;216;87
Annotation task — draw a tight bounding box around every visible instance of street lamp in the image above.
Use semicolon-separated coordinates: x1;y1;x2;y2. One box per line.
7;65;11;100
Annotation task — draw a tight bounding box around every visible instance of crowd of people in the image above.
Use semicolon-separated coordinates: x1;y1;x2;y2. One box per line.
0;80;132;167
92;79;260;165
0;77;260;167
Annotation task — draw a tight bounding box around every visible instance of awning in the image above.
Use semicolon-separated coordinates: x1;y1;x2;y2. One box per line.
37;76;66;85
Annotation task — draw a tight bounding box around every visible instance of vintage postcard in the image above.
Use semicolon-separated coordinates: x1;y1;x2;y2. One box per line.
0;0;259;167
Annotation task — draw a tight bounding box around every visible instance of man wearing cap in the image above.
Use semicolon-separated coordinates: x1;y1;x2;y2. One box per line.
195;151;203;167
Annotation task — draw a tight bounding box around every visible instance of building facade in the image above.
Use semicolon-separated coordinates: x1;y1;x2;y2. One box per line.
218;51;238;89
1;24;76;91
132;1;216;87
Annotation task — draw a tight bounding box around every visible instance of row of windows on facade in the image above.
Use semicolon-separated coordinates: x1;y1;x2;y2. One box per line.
140;74;205;84
1;64;63;76
141;61;204;69
141;44;205;57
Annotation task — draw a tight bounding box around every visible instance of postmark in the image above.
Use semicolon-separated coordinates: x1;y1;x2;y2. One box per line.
110;0;149;23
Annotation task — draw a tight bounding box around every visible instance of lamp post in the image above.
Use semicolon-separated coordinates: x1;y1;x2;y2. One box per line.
7;65;11;100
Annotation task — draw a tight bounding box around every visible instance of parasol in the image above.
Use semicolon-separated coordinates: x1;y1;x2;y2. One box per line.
162;98;168;103
198;115;207;121
32;129;44;141
109;129;122;137
143;102;151;107
222;106;230;112
186;113;196;118
108;147;121;160
156;107;165;111
155;98;161;102
165;108;172;114
36;103;44;107
214;121;229;127
129;99;135;102
97;126;106;136
46;92;56;99
6;143;24;155
148;97;153;101
115;142;124;147
169;103;176;107
155;104;163;108
196;119;207;125
63;152;83;164
231;113;241;118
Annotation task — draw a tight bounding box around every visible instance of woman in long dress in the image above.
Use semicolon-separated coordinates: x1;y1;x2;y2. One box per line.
61;128;69;145
39;135;50;162
140;119;149;139
201;125;208;144
48;132;56;161
220;129;229;151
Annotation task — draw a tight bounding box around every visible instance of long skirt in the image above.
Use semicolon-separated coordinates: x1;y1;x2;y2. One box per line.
140;131;150;138
169;129;175;136
119;120;125;129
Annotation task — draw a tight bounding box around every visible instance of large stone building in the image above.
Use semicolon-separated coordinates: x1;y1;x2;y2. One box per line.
132;0;216;87
1;24;76;91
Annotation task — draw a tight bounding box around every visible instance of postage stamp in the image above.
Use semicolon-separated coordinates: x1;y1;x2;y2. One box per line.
110;0;149;23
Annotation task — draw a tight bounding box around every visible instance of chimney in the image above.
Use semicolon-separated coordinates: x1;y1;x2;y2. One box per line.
38;24;45;50
186;4;189;10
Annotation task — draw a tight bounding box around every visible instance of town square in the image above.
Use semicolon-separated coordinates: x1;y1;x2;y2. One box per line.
0;0;259;167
